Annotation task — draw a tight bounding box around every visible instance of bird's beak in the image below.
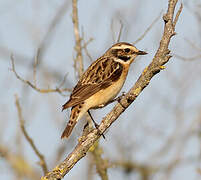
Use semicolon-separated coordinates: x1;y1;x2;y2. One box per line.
136;50;148;55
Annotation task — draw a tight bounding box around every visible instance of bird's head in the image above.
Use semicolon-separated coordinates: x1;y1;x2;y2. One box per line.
106;42;147;64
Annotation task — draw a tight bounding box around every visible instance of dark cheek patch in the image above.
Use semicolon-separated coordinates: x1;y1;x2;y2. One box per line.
118;55;130;61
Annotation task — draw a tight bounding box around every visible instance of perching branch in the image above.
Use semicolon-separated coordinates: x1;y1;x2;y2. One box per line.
15;95;48;174
42;0;183;179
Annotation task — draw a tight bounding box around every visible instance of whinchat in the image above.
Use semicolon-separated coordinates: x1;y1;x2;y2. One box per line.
61;42;147;139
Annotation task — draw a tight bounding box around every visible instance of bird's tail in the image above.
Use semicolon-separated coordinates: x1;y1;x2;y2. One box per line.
61;120;76;139
61;104;85;139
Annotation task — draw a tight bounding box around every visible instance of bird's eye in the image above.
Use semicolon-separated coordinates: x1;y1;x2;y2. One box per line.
124;48;130;53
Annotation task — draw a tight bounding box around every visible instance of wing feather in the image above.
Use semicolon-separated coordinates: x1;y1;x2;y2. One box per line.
62;57;123;110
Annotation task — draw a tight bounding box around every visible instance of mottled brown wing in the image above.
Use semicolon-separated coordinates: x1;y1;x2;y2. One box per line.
62;57;123;110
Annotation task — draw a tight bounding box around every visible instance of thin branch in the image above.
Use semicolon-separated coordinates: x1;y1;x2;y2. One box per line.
90;142;109;180
36;1;70;63
117;20;123;43
72;0;84;77
133;11;162;45
84;111;108;180
173;3;183;27
57;72;69;89
111;156;199;178
0;145;40;180
33;49;39;86
15;95;48;174
82;37;94;62
111;19;116;43
184;38;201;51
11;55;71;95
174;54;201;61
42;1;183;179
111;160;158;179
87;156;94;180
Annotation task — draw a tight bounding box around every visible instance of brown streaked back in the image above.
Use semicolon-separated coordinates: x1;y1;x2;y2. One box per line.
62;57;123;110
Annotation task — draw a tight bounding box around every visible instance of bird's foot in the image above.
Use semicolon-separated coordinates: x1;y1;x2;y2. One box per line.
116;92;127;109
116;91;126;102
94;123;106;139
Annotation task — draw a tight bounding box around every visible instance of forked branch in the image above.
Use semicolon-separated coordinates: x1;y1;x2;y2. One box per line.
11;55;71;95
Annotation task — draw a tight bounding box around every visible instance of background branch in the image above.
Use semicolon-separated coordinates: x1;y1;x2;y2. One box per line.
89;141;109;180
15;95;48;174
72;0;84;77
11;55;71;95
0;145;40;180
133;11;162;45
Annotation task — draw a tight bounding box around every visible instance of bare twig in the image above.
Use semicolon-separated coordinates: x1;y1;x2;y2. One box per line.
15;95;48;174
184;38;201;51
82;37;94;62
0;145;40;180
82;110;108;180
57;72;69;89
111;156;199;178
174;54;201;61
42;1;183;179
36;1;70;63
72;0;84;77
111;19;124;43
33;49;39;86
133;11;162;44
11;55;71;95
117;20;123;43
87;156;94;180
90;142;109;180
112;160;158;179
111;19;116;43
173;3;183;27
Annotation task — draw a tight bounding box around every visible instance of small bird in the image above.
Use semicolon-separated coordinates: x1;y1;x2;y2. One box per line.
61;42;147;139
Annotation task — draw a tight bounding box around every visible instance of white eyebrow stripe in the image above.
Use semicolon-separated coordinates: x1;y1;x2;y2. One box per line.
112;45;131;49
112;45;138;51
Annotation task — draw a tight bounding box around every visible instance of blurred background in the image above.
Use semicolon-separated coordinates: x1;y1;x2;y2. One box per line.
0;0;201;179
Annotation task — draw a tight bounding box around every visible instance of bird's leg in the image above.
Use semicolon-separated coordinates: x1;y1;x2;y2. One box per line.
116;92;127;109
87;110;99;128
87;110;105;139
